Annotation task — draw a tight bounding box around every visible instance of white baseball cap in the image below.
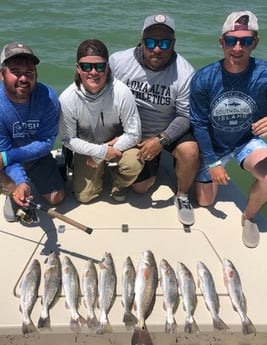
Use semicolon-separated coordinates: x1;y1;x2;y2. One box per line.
222;11;259;35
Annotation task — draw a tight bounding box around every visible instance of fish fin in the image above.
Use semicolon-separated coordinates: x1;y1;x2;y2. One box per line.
165;318;178;334
184;316;199;334
37;312;51;329
87;314;98;331
96;318;113;335
213;316;229;331
123;312;138;329
22;320;38;335
131;324;153;345
242;316;256;335
78;314;87;327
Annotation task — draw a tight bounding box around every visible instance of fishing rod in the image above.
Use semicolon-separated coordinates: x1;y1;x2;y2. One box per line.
1;188;93;234
26;198;93;235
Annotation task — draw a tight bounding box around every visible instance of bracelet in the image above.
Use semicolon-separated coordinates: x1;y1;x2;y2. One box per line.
1;151;8;167
208;160;222;169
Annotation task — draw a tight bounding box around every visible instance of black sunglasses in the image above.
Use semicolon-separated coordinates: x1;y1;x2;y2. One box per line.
79;62;107;73
143;38;173;50
223;36;255;47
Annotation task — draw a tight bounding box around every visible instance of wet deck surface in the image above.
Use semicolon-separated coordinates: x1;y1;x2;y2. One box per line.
1;152;267;344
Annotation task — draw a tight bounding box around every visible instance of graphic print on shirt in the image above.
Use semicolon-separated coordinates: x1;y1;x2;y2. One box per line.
13;120;40;138
211;91;257;132
125;79;171;106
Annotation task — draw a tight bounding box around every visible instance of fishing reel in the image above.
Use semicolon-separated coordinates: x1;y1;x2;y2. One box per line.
15;207;39;224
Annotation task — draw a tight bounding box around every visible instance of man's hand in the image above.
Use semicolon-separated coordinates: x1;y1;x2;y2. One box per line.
12;183;32;207
209;166;230;185
86;156;99;168
105;145;122;161
137;137;162;161
252;117;267;138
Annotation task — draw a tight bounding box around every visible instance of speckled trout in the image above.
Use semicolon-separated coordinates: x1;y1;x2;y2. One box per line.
82;258;98;331
121;256;138;330
20;259;41;334
62;256;86;332
96;252;117;335
223;258;256;335
38;251;62;329
177;262;199;333
160;258;179;334
131;249;158;345
197;261;228;331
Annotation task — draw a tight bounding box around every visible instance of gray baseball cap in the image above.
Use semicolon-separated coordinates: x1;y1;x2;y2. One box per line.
142;14;175;33
222;11;259;35
0;42;40;65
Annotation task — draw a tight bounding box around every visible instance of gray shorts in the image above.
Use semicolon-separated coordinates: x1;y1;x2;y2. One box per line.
24;153;65;195
197;137;267;182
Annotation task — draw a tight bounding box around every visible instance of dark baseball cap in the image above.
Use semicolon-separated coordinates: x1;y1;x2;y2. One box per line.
0;42;40;65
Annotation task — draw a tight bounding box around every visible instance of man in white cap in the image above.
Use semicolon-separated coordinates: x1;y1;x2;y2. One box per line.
0;42;65;222
110;13;199;227
190;11;267;248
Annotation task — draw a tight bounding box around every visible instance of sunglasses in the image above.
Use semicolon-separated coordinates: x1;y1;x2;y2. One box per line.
78;62;107;73
223;36;255;47
143;38;173;50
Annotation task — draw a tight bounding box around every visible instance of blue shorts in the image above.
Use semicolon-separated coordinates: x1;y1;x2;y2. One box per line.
196;137;267;183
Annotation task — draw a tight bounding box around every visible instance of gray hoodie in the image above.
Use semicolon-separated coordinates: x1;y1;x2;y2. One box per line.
59;77;141;164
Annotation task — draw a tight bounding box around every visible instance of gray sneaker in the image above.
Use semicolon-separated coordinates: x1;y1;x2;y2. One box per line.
241;216;260;248
174;194;195;226
3;196;18;222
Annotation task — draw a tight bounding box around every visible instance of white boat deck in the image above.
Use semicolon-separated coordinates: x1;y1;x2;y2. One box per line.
1;152;267;344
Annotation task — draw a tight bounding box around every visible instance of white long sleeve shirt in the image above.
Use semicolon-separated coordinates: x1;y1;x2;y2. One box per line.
59;77;141;164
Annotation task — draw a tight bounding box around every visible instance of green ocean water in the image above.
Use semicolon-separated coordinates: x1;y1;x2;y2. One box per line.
1;0;267;214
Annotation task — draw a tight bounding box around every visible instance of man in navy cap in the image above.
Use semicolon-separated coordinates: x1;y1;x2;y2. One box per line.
110;13;199;226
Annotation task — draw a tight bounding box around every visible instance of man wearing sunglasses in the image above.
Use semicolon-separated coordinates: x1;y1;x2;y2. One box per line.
59;39;143;203
190;11;267;248
110;14;199;227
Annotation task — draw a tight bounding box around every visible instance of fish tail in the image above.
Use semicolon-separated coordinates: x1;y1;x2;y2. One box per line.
184;316;199;334
87;314;98;331
213;316;229;331
22;320;38;335
165;318;178;334
242;316;256;335
70;317;81;333
79;314;88;327
123;312;138;329
131;324;153;345
96;317;113;335
37;313;51;329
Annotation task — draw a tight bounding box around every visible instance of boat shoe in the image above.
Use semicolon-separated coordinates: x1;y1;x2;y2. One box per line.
241;215;260;248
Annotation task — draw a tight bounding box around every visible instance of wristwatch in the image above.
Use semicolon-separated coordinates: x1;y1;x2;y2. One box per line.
157;134;169;148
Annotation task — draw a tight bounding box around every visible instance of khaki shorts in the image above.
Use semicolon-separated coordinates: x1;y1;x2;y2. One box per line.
72;148;144;203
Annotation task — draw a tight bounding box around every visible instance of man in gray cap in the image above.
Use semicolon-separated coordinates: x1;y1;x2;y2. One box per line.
0;42;65;222
190;11;267;248
110;13;199;227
